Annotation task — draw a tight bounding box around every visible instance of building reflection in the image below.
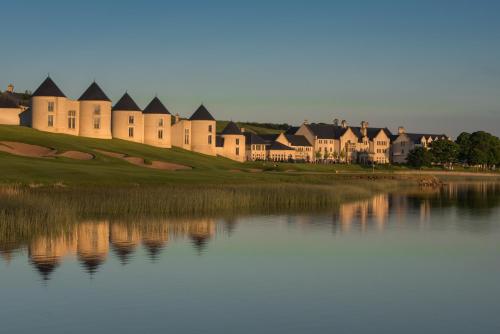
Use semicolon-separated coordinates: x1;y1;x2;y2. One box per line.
28;233;76;281
18;218;217;280
2;182;498;281
332;194;389;233
77;222;109;275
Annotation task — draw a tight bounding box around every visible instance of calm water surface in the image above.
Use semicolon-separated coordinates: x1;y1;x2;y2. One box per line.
1;183;499;333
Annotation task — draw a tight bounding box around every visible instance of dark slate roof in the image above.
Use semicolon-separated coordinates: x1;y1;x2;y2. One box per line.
78;82;111;101
189;104;215;121
285;134;312;147
350;127;393;140
259;134;280;143
243;132;267;145
216;135;224;147
143;97;171;114
269;141;294;151
32;77;66;97
221;121;242;135
405;133;448;144
0;91;30;107
0;92;19;108
306;123;348;139
112;93;141;111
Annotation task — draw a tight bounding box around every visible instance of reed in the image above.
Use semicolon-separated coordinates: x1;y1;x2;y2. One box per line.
0;180;405;244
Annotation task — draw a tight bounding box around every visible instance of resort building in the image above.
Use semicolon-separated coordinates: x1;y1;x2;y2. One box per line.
243;132;267;161
391;127;449;163
2;76;451;165
216;121;246;162
293;120;391;163
171;104;217;156
275;133;313;162
112;92;144;143
78;82;113;139
143;97;172;148
0;85;27;125
31;77;81;135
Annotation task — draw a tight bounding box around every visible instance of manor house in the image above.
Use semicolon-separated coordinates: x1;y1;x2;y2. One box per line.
0;77;449;164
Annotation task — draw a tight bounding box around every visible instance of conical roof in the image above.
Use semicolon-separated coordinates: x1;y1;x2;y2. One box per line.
189;104;215;121
143;97;170;114
32;77;66;97
112;92;141;111
221;121;242;135
78;82;110;101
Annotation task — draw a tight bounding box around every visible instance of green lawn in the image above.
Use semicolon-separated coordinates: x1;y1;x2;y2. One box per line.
1;125;496;186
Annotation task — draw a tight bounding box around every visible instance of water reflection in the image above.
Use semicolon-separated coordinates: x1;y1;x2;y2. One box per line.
1;182;499;281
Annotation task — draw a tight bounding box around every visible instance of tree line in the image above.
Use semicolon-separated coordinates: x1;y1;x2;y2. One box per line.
407;131;500;169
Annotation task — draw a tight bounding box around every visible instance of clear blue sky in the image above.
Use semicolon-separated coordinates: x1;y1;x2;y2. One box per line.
1;0;499;136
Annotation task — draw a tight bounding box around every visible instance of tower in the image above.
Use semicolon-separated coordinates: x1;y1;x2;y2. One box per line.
111;92;143;143
78;82;112;139
143;96;172;148
188;104;216;156
31;77;79;135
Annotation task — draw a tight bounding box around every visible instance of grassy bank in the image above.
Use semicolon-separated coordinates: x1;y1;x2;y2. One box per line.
1;125;498;186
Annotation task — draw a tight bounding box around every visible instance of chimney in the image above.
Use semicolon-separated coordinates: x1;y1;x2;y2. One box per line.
175;113;180;123
341;120;347;128
240;127;245;133
398;126;406;135
361;121;368;137
7;84;14;93
304;119;308;125
333;118;339;126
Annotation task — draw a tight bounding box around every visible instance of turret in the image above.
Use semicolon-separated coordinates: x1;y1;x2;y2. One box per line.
78;82;112;139
111;92;143;143
188;104;216;155
142;96;172;148
219;121;245;162
31;77;71;134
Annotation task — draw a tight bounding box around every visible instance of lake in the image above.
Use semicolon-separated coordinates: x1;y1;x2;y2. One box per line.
1;183;499;333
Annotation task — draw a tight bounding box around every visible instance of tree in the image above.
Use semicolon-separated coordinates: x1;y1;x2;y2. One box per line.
430;139;459;167
455;132;471;163
339;149;346;163
456;131;500;168
407;147;433;168
315;150;323;162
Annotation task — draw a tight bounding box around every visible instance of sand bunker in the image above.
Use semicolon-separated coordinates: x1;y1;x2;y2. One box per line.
58;151;93;160
0;141;94;160
95;149;191;171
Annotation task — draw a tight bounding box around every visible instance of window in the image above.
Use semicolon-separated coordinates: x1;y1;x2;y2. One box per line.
68;110;76;129
128;127;134;138
93;117;101;129
236;138;240;145
236;147;239;156
94;105;101;115
128;115;134;124
208;125;213;133
184;129;189;145
158;129;163;139
48;115;54;127
208;135;212;145
48;101;54;112
158;118;164;127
